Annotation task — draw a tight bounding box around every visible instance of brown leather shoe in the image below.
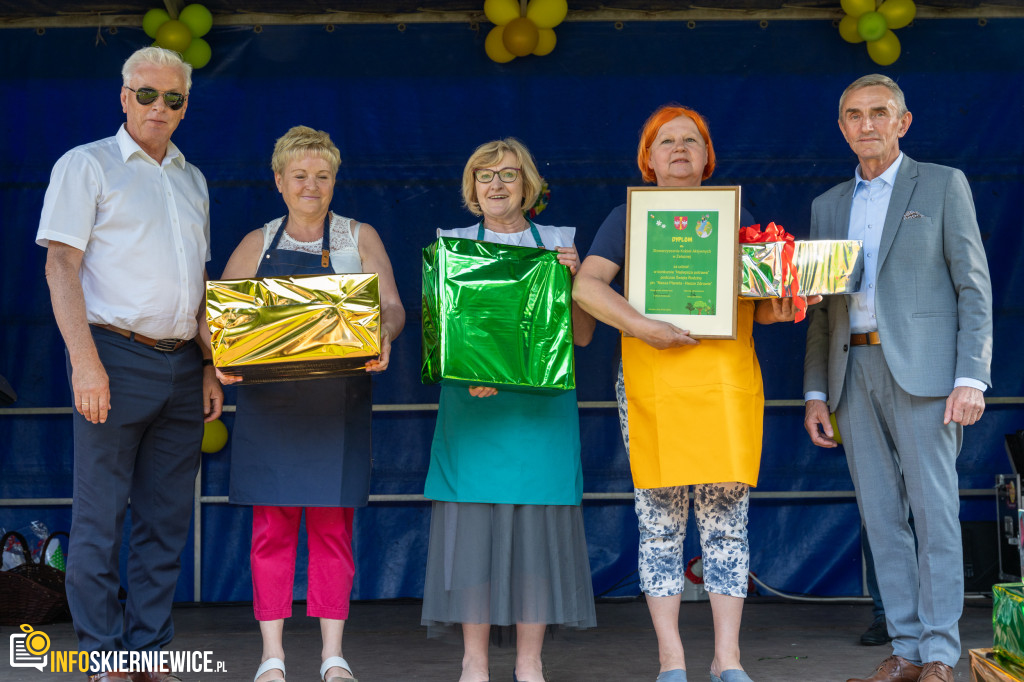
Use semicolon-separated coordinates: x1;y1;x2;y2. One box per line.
918;662;953;682
847;655;923;682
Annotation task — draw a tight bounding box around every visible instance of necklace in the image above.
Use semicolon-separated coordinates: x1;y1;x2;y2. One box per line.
483;222;531;247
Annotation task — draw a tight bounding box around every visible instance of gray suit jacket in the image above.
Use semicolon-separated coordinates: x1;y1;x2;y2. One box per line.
803;155;993;411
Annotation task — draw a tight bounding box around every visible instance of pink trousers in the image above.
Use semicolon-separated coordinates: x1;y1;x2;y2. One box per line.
251;505;355;621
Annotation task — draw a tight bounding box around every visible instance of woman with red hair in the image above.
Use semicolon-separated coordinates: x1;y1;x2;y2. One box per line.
574;105;812;682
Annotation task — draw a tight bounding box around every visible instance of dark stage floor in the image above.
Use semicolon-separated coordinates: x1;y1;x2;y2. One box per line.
3;598;997;681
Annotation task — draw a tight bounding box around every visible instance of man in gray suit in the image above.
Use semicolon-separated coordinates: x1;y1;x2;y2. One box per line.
803;74;992;682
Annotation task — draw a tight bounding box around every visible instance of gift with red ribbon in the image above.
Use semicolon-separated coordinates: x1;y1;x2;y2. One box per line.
739;222;806;322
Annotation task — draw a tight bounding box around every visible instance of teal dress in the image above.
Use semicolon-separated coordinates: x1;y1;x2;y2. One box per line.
420;221;596;632
425;386;581;504
423;220;582;505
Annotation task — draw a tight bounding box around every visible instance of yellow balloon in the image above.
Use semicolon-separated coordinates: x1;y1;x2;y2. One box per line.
484;0;520;26
526;0;568;29
532;28;557;56
867;29;901;66
485;25;516;63
502;17;539;57
878;0;916;29
829;412;843;445
840;0;876;17
838;14;864;43
201;418;228;454
155;19;192;53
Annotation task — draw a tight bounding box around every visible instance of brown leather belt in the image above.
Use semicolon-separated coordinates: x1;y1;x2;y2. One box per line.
850;331;881;347
92;324;192;352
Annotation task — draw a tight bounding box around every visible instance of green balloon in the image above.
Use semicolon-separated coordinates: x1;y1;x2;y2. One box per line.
142;8;171;39
155;19;192;53
183;37;211;69
857;11;888;42
178;4;213;38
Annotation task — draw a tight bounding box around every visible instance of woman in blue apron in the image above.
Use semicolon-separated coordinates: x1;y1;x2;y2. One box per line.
217;126;404;682
421;138;596;682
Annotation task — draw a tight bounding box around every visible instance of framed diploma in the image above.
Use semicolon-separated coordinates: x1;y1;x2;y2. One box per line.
624;186;740;339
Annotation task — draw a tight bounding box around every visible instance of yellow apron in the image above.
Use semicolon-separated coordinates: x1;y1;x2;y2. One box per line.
622;300;763;489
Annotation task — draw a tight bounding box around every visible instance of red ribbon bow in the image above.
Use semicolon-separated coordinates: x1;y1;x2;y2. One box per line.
739;222;805;323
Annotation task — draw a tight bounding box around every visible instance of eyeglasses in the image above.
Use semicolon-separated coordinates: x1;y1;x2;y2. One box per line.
125;86;187;111
474;167;521;183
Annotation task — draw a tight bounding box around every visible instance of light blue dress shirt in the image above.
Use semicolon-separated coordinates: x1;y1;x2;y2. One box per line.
804;153;984;403
847;154;903;334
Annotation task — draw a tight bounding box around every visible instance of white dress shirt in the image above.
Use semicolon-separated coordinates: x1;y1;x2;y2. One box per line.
37;125;210;340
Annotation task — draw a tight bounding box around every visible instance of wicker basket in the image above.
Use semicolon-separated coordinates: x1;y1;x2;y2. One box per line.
0;530;71;625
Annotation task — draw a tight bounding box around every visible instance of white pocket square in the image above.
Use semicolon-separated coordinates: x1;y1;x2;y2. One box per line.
903;210;925;220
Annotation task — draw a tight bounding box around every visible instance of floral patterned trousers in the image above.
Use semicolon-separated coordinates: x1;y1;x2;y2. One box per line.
616;363;750;598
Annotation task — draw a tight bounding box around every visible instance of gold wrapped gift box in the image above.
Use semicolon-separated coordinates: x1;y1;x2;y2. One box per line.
969;648;1024;681
206;273;380;384
740;239;864;298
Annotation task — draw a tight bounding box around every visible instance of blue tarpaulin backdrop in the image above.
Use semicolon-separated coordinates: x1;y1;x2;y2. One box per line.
1;17;1022;603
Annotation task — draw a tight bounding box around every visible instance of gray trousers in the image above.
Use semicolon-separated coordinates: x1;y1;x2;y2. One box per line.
65;327;203;663
835;345;963;667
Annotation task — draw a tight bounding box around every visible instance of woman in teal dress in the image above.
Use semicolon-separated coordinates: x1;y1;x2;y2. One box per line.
421;138;597;682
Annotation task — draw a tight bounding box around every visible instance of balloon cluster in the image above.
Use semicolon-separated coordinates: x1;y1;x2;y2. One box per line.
143;4;214;69
838;0;916;66
483;0;567;64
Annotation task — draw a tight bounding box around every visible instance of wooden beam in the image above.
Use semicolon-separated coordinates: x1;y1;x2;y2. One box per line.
2;5;1023;29
163;0;185;19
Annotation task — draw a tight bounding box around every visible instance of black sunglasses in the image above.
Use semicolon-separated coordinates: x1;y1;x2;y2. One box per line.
125;86;187;111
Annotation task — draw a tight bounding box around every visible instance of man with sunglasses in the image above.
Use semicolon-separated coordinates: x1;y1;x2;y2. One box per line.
36;46;222;682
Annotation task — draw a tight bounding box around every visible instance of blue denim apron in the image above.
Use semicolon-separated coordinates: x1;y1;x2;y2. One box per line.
424;221;583;505
229;216;373;507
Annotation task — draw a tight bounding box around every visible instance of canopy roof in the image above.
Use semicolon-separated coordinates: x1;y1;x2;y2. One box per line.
2;0;1021;28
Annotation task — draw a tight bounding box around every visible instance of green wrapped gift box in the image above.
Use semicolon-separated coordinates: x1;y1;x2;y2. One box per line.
993;583;1024;666
421;236;575;392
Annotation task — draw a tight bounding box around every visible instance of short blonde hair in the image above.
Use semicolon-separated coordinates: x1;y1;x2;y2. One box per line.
122;46;192;92
271;126;341;176
461;138;543;217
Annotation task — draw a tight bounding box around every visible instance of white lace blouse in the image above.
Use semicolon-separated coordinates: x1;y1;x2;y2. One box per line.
259;212;363;273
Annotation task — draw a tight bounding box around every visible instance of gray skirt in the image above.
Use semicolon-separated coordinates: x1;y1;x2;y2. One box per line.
421;501;597;632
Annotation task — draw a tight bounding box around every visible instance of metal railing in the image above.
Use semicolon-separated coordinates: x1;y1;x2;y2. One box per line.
2;397;1021;599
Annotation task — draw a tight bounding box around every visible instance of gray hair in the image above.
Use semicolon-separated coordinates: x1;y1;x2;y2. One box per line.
122;47;193;93
839;74;908;118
